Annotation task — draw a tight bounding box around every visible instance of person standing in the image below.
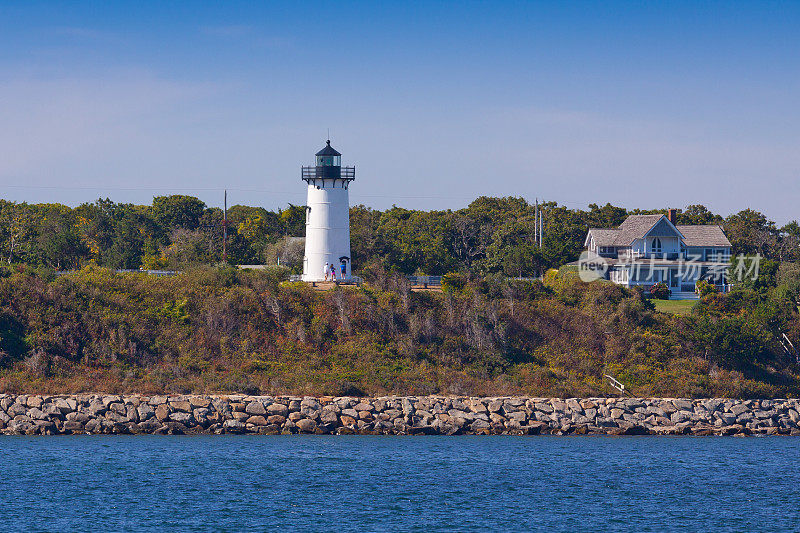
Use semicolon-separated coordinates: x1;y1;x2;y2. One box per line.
330;263;337;281
323;262;329;281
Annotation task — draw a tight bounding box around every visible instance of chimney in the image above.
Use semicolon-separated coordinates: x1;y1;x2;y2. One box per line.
666;208;677;225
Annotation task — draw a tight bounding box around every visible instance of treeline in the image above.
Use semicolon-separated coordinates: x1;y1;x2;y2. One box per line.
0;262;798;397
2;196;798;275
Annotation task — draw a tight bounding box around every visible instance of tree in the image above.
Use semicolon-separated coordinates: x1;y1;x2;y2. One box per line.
679;204;723;225
279;204;307;236
30;205;86;269
724;209;778;256
0;201;37;264
586;203;628;229
151;195;206;231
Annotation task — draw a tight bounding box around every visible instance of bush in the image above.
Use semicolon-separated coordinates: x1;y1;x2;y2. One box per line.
695;279;717;297
441;272;467;293
649;282;670;300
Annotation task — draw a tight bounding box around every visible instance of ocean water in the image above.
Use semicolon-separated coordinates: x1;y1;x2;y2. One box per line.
0;436;798;532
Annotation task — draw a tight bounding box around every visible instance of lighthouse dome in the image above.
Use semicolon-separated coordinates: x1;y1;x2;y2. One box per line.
315;140;341;157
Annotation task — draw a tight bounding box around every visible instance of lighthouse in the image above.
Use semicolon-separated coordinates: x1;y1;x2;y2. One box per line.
301;140;356;281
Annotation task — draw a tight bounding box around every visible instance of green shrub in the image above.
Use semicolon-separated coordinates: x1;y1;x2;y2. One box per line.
441;272;467;293
695;279;717;297
650;282;670;300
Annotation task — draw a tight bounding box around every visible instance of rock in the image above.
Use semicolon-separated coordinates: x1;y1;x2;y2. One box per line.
288;412;305;422
267;414;286;425
320;410;338;425
66;412;91;423
189;397;211;408
730;403;749;416
471;419;491;431
102;395;121;408
54;398;76;413
401;398;415;414
246;416;269;426
468;400;488;413
671;399;693;411
105;411;129;424
148;395;168;406
296;419;317;433
138;418;161;432
169;412;192;424
155;404;171;422
245;402;267;415
566;399;582;412
170;400;192;413
507;411;527;423
223;420;246;432
28;408;48;420
341;408;358;419
267;403;289;417
26;396;44;409
340;415;357;427
63;420;85;433
138;404;155;421
487;400;503;413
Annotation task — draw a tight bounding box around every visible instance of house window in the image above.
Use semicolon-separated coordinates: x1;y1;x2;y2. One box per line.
651;238;662;253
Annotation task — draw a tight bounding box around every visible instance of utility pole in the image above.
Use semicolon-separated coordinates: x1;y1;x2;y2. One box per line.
534;198;539;248
222;189;228;264
539;200;544;248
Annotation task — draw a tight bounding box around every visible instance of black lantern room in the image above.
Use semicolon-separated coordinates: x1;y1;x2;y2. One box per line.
302;140;356;183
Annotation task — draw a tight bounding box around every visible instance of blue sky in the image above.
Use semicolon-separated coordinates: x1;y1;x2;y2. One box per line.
0;1;798;222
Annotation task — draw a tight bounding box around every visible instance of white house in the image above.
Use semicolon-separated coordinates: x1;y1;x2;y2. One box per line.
583;209;732;298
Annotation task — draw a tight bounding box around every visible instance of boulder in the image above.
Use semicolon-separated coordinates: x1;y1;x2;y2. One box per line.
223;419;246;432
487;400;503;413
138;404;155;421
296;418;317;433
320;410;339;425
170;400;192;413
169;412;192;424
267;415;286;425
63;420;85;433
267;403;289;417
245;402;267;415
189;397;211;408
54;398;76;414
26;396;44;409
155;404;171;422
246;416;269;426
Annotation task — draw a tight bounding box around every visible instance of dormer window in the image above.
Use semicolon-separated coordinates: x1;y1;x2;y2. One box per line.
651;238;662;253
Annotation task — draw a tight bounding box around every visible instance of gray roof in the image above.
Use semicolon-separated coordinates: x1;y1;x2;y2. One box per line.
615;214;665;245
586;228;620;247
587;215;730;248
676;225;731;247
316;140;341;157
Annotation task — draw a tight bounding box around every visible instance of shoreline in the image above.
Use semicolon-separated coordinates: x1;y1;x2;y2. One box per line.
2;394;798;436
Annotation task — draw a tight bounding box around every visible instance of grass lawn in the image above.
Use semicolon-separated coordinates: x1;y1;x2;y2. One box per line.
653;299;697;316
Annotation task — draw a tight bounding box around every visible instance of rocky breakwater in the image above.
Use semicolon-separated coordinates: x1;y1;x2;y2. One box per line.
1;394;800;436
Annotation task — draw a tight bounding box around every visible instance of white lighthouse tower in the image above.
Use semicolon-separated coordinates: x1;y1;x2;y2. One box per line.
301;140;355;281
